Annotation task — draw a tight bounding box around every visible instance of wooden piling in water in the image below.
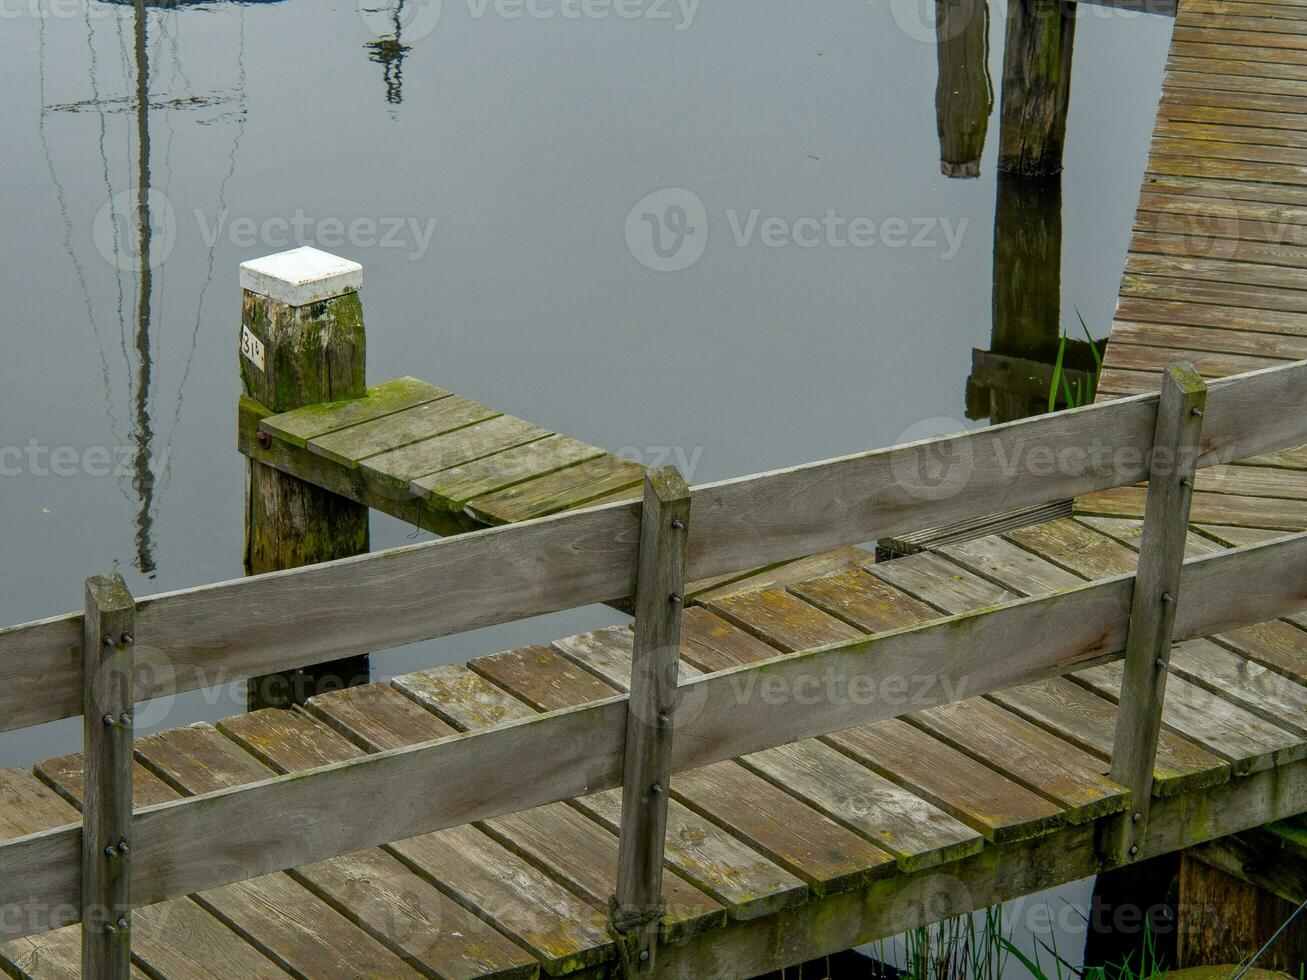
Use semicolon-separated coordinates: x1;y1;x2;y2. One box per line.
935;0;992;179
239;247;371;709
998;0;1076;177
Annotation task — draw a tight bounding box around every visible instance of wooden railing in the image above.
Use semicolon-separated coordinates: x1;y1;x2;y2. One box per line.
1;360;1306;976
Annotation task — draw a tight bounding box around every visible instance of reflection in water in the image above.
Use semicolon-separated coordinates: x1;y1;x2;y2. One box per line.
366;0;415;107
41;0;253;576
935;0;992;179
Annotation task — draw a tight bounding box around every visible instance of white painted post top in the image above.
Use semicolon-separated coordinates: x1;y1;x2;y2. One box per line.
240;247;363;307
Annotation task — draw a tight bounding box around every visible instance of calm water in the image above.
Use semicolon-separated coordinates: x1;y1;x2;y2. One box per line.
1;0;1171;966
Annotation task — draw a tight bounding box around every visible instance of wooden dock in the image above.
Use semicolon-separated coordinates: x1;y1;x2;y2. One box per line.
4;3;1307;977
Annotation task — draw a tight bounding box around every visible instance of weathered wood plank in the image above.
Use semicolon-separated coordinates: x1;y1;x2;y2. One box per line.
866;552;1022;614
470;645;619;713
305;682;458;752
360;415;552;490
1074;515;1225;560
1078;485;1307;529
1214;618;1307;682
705;588;863;653
988;677;1231;796
309;395;501;468
392;663;537;730
412;435;607;509
787;568;942;633
1169;638;1307;735
673;608;782;674
686;547;874;605
935;536;1083;598
260;378;451;448
1006;517;1142;577
468;456;647;525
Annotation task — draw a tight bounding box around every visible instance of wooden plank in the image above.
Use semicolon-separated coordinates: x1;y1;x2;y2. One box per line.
81;574;135;978
1074;516;1226;559
989;677;1231;797
1195;524;1291;546
412;435;606;509
360;415;552;490
305;682;458;752
935;536;1083;597
572;789;808;921
1113;323;1307;361
1105;342;1291;378
218;709;610;977
739;740;983;871
1108;364;1206;862
1075;661;1307;774
705;588;863;653
1115;298;1307;336
1170;638;1307;735
1214;619;1307;682
787;568;942;633
824;719;1067;843
865;552;1022;614
260;378;450;447
308;395;500;467
685;547;874;605
3;926;153;980
675;607;781;673
0;768;81;838
1195;464;1307;499
5;534;1307;936
1078;486;1307;529
908;699;1128;821
468;456;647;524
470;645;619;712
391;663;537;731
137;721;441;980
1006;518;1141;578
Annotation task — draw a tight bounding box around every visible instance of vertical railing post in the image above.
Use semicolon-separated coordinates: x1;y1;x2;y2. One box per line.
610;465;691;976
1107;362;1207;863
82;573;136;979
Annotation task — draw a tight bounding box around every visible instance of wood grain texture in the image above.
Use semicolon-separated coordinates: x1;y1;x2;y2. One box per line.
260;377;450;448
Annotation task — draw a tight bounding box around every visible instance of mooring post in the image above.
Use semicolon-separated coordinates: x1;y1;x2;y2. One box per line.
1107;362;1207;864
998;0;1076;176
81;573;136;980
611;465;691;976
240;247;370;710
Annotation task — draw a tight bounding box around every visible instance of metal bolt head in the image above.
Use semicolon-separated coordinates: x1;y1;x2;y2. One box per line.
1156;658;1167;670
1161;593;1175;605
657;713;671;728
256;431;272;449
104;845;119;861
1129;844;1140;856
650;783;665;796
1132;812;1142;823
117;917;128;930
119;712;132;727
1180;478;1192;488
639;950;651;963
116;840;130;855
670;519;685;531
1191;408;1204;418
102;714;117;728
669;594;683;605
101;635;115;648
119;632;134;646
103;923;117;935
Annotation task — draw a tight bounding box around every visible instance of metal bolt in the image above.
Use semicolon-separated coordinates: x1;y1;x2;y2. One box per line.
657;713;671;728
1129;844;1140;856
119;633;134;646
119;712;132;728
1132;812;1142;823
104;845;119;861
117;917;128;930
102;714;117;728
1191;408;1204;418
256;431;272;449
669;594;683;605
116;840;130;855
670;519;685;530
639;950;651;963
650;783;665;796
1161;593;1175;605
102;635;115;648
1156;658;1167;670
103;923;117;935
1180;478;1192;488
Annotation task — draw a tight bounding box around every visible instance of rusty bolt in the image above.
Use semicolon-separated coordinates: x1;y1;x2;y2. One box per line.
256;431;272;449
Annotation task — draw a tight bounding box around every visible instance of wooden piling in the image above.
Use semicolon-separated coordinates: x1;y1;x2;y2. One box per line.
1107;363;1207;863
240;248;371;710
81;573;136;980
998;0;1076;177
612;466;692;976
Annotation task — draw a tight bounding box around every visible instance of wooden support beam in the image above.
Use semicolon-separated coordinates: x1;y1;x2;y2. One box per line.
1108;363;1207;863
935;0;993;178
81;573;136;980
612;466;692;975
239;248;371;710
998;0;1076;176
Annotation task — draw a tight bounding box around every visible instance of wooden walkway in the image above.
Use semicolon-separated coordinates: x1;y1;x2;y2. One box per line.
6;4;1307;977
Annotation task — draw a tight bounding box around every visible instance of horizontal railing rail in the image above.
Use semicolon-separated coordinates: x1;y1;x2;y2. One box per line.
2;357;1305;735
1;530;1304;942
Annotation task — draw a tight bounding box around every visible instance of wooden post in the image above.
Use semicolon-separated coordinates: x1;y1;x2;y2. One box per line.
998;0;1076;177
611;465;691;976
935;0;993;179
82;573;136;980
1106;363;1207;864
240;247;371;710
